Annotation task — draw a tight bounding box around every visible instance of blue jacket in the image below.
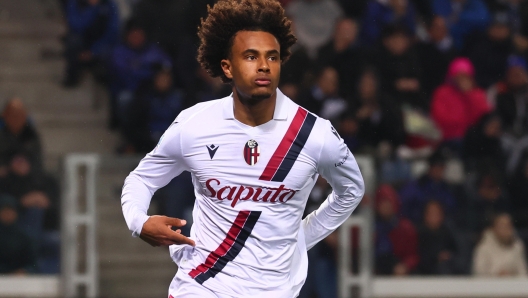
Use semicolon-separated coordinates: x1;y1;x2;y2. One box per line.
432;0;490;49
110;43;172;93
361;1;417;45
67;0;119;56
399;175;457;225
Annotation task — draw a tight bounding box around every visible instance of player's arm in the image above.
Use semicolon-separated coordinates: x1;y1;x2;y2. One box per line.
302;120;365;250
121;121;195;247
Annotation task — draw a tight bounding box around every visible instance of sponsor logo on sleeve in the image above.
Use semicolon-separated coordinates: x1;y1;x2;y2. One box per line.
335;148;350;167
330;126;341;140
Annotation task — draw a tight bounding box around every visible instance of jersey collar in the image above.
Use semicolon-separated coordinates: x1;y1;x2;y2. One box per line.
222;88;288;121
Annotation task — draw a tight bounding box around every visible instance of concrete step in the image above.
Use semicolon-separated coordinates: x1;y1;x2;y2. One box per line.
0;0;63;22
39;126;119;156
0;21;65;38
0;37;62;62
0;60;63;80
0;80;94;109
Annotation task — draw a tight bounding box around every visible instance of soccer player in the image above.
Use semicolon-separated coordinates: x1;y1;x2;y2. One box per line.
121;0;365;297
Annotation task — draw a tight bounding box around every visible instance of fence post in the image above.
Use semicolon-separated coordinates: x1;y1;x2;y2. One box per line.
61;154;99;297
338;156;376;298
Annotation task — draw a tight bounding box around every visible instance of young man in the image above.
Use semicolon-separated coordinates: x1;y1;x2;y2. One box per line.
121;1;364;297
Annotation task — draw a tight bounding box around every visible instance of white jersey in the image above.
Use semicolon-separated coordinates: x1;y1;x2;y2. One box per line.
121;89;364;297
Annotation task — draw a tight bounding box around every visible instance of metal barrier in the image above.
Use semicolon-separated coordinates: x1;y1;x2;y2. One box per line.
338;156;376;298
61;154;99;298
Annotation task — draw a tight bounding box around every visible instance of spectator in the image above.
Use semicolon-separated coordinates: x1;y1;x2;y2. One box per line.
431;0;491;49
350;68;405;151
336;112;361;153
496;56;528;137
473;213;527;276
121;66;185;154
418;200;459;275
360;0;417;46
109;19;172;128
298;67;347;122
399;150;458;226
317;18;366;98
468;12;515;89
374;25;423;110
63;0;119;87
280;45;314;99
482;0;528;56
0;98;42;171
417;16;458;98
131;0;197;91
431;57;491;151
2;151;60;245
468;171;510;235
493;56;528;175
463;113;506;173
375;184;419;275
0;194;37;274
286;0;343;57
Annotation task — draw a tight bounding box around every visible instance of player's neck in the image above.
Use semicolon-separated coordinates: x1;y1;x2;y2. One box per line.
232;89;276;127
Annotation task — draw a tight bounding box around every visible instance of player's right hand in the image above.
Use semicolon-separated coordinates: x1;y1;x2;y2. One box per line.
139;215;196;247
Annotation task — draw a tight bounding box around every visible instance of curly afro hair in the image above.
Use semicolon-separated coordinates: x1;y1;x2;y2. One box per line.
197;0;297;83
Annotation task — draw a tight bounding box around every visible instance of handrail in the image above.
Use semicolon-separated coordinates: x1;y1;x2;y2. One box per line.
61;154;99;297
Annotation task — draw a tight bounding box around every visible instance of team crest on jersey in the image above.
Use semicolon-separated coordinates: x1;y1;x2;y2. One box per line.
243;139;260;166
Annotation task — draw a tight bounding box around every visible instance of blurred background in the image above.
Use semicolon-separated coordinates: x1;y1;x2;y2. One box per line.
0;0;528;297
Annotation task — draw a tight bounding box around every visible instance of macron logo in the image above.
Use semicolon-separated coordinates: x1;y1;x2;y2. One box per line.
206;144;219;159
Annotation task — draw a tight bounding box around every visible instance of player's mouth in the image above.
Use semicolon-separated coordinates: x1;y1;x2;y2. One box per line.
255;78;271;86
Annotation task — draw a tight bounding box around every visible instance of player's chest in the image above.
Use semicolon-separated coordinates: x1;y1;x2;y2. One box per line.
182;129;317;190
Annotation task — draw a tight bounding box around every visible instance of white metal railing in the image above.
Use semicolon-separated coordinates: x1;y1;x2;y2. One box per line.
338;156;376;298
0;276;59;297
61;154;99;297
372;277;528;297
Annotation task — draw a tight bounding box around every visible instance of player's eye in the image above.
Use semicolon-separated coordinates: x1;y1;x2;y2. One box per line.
246;55;257;60
268;56;278;61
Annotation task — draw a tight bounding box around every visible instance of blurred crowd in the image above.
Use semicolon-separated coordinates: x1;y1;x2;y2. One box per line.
2;0;528;289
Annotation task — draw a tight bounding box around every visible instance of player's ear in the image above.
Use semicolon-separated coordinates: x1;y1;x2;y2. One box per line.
221;59;233;79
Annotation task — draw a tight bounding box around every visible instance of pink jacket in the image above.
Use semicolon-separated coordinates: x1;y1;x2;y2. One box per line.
431;58;491;140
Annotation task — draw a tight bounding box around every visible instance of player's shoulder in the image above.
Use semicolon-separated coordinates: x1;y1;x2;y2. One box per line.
289;101;334;141
173;96;228;125
285;97;337;152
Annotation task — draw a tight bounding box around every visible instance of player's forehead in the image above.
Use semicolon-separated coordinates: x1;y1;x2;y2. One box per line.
230;31;280;55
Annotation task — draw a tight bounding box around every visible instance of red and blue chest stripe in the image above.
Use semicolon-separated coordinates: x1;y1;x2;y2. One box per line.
259;107;317;182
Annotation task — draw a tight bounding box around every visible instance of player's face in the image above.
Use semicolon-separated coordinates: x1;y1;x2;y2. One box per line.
221;31;281;102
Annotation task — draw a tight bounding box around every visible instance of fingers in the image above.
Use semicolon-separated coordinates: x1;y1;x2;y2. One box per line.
165;217;187;228
168;232;196;247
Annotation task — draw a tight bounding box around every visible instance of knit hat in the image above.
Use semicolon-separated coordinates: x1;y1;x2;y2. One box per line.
446;57;475;79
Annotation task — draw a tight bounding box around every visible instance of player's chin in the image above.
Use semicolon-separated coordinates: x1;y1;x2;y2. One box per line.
250;88;274;101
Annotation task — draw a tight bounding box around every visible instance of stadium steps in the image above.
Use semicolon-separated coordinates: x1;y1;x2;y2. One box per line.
0;1;176;297
97;170;178;297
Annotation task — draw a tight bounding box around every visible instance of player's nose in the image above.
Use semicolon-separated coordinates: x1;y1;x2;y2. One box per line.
257;61;270;73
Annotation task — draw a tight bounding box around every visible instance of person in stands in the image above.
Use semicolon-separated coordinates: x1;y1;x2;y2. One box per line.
473;213;527;276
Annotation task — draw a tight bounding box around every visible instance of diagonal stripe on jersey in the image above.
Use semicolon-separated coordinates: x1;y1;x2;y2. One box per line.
189;211;261;284
259;107;316;182
259;107;307;181
272;112;316;182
